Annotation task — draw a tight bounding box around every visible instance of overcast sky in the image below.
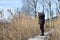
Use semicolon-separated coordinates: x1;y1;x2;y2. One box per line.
0;0;22;9
0;0;59;20
0;0;22;20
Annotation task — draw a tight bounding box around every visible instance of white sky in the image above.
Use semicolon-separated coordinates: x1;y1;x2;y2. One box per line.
0;0;22;20
0;0;59;20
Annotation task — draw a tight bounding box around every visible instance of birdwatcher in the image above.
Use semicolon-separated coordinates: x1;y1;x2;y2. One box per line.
38;11;45;36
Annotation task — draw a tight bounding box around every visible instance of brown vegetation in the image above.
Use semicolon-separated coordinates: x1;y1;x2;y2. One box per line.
0;14;60;40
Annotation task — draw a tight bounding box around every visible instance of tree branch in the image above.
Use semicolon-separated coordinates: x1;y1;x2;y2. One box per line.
26;0;34;7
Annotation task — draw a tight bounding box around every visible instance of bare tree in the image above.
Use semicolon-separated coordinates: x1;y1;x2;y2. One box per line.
55;2;59;16
0;10;4;18
21;0;30;16
48;0;53;28
48;0;59;28
15;8;21;18
22;0;38;17
7;9;17;22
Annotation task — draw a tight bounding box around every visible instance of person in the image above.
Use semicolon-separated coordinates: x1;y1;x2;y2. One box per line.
38;11;45;36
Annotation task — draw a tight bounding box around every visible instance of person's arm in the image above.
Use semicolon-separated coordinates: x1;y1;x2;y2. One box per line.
38;13;40;24
38;13;41;24
44;14;45;19
43;13;45;24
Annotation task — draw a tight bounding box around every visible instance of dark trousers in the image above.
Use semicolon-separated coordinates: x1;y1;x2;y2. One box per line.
40;24;44;35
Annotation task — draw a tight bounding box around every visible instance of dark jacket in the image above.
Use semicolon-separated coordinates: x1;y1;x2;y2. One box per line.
38;12;45;24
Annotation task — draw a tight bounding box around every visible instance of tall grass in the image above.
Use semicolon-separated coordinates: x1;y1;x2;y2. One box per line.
0;15;40;40
0;14;60;40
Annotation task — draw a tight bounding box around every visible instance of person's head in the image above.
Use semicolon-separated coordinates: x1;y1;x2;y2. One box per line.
38;10;44;13
38;11;43;14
